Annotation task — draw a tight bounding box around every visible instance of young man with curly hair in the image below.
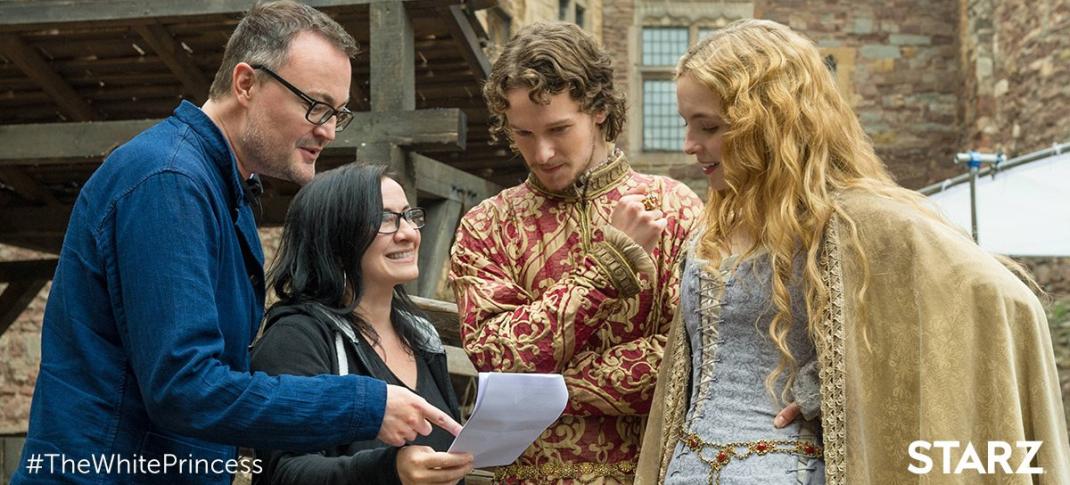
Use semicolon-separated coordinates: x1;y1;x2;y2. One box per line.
449;22;703;484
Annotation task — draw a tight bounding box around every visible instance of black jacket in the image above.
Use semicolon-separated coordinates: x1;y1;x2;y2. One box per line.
249;303;463;485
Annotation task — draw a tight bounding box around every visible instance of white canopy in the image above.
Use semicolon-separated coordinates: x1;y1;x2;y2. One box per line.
926;152;1070;257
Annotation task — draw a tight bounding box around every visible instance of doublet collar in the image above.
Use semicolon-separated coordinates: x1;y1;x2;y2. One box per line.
526;147;631;200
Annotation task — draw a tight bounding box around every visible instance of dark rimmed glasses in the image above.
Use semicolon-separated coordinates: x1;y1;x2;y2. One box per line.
379;208;426;234
252;64;354;132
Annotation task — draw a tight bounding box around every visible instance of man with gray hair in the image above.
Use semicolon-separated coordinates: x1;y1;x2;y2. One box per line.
13;3;459;484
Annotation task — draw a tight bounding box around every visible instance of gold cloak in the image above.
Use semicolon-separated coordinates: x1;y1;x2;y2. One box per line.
636;190;1070;484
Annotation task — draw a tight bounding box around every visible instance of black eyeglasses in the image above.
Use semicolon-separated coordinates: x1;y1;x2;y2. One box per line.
251;65;354;132
379;208;426;234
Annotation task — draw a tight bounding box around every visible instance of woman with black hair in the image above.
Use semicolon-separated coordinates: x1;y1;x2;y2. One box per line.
251;163;473;485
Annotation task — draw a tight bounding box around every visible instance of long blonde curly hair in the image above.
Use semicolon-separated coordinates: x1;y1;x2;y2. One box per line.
677;19;958;404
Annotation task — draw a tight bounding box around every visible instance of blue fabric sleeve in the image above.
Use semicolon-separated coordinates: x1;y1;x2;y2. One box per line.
109;171;386;450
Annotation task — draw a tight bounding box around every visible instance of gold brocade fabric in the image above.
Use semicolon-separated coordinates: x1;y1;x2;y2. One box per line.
636;189;1070;484
450;153;704;484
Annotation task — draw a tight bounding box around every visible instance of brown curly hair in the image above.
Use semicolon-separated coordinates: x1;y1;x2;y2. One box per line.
483;22;626;145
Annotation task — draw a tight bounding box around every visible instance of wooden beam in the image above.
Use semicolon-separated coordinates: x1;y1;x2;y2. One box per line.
445;344;476;377
0;109;466;163
0;280;47;338
134;23;210;104
337;109;467;150
360;142;416;211
413;152;502;202
0;259;58;283
0;206;71;239
440;4;491;81
410;295;474;375
416;198;463;298
0;33;96;121
0;197;291;251
370;1;414;112
0;0;423;27
0;119;153;162
0;160;497;248
0;168;62;206
0;237;62;256
412;295;461;346
367;1;417;206
466;0;498;11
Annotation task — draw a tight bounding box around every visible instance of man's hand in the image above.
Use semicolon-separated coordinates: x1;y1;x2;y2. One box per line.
378;385;463;447
610;186;668;255
396;445;474;485
773;402;802;428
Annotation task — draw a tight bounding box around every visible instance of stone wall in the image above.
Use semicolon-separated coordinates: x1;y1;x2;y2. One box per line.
0;230;284;433
960;0;1069;154
620;0;964;195
959;0;998;149
0;245;49;435
602;0;634;152
988;0;1070;154
757;0;964;189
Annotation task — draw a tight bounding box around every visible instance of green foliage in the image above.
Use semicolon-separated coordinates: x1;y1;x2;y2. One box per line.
1046;298;1070;435
1049;299;1070;365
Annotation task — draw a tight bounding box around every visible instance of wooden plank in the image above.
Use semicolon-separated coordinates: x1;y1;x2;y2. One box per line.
0;0;421;27
2;437;27;484
360;142;417;212
445;344;476;377
0;168;62;206
411;295;461;346
0;119;154;162
0;279;47;338
413;152;502;202
0;199;286;253
0;109;466;163
439;4;491;82
416;197;463;298
466;0;498;11
134;23;211;104
0;33;97;121
370;0;414;112
0;237;62;256
337;109;467;150
0;260;59;283
0;206;71;239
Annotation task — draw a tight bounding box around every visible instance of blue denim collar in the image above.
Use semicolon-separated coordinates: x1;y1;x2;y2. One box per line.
172;100;249;210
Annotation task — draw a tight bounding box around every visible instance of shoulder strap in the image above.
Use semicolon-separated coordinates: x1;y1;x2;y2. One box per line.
334;332;349;376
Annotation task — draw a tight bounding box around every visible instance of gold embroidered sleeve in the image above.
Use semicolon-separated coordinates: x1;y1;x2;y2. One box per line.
449;207;636;375
560;333;668;416
562;181;703;417
591;226;656;297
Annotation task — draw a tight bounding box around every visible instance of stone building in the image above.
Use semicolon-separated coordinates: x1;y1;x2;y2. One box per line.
476;0;1070;291
480;0;1066;190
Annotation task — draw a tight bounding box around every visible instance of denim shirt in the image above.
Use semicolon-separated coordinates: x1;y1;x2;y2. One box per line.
14;101;386;485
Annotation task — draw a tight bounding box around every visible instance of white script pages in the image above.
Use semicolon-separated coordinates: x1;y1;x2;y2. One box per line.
447;372;568;468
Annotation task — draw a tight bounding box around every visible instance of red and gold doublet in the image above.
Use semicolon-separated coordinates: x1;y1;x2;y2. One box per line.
450;152;703;483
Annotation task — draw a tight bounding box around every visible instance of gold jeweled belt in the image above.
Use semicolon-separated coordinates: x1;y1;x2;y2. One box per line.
493;461;636;482
677;427;823;485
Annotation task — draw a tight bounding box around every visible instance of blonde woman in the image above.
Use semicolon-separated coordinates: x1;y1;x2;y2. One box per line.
637;19;1069;484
